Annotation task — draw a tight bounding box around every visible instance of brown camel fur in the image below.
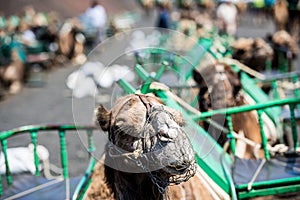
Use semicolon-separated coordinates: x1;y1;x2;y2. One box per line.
274;0;289;31
85;94;214;200
86;160;214;200
57;18;86;64
231;37;273;73
193;63;265;159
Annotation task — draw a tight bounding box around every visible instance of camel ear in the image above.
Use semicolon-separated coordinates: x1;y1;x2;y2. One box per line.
233;83;242;97
95;104;111;131
192;69;203;84
233;71;242;97
224;65;242;97
192;69;207;95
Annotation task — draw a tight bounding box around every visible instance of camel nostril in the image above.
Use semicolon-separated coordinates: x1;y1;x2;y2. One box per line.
158;126;179;141
168;160;192;174
158;128;173;142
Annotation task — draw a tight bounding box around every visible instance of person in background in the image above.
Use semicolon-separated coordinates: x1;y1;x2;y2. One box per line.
216;0;238;37
83;0;107;44
156;2;171;30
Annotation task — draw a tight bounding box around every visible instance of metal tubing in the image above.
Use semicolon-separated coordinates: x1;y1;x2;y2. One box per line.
59;130;69;179
289;104;299;149
226;115;236;155
192;98;300;120
30;131;40;176
257;110;270;159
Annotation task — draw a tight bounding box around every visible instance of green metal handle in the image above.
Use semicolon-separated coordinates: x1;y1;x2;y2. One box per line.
59;130;69;179
30;131;40;176
117;79;135;94
257;110;270;159
226;115;236;155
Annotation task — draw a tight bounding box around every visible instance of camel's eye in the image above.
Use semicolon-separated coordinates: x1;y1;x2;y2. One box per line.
115;120;124;127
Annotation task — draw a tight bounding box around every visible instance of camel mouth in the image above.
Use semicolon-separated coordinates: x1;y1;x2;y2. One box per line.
165;159;196;175
149;160;196;189
166;160;197;184
166;165;189;174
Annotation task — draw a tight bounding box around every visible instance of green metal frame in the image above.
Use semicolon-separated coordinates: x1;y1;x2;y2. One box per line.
116;21;300;197
240;72;282;123
253;71;300;100
119;69;233;196
119;58;300;199
0;124;97;200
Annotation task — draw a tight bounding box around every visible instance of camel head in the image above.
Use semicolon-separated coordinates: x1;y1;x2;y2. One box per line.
193;63;242;110
95;94;196;188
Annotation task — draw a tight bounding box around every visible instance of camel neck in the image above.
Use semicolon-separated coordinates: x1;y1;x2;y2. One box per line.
105;166;165;200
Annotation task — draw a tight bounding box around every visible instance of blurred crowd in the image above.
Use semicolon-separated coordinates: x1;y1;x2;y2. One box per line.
139;0;299;80
141;0;300;38
0;6;60;96
155;0;298;60
0;1;113;99
0;0;299;99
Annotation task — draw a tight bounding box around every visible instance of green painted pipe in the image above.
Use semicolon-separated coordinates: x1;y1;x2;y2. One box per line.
30;131;40;176
192;98;300;120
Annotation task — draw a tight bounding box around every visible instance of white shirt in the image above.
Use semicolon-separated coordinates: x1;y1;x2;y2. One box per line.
85;5;107;29
216;2;237;24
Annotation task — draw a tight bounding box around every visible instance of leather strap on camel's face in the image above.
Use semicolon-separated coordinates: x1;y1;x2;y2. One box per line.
109;94;182;148
95;94;196;187
106;94;154;144
137;94;152;114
